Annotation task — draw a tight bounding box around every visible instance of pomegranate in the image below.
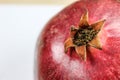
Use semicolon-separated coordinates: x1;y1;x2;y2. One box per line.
37;0;120;80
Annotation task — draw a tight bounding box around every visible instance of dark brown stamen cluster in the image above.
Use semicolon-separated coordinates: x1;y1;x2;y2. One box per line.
73;26;98;46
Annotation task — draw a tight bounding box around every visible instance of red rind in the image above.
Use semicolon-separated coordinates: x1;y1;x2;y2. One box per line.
37;0;120;80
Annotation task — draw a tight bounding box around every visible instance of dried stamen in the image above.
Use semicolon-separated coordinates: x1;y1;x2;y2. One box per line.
73;26;98;46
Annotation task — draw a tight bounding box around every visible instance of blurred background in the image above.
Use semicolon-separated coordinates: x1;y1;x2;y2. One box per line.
0;0;76;80
0;0;75;5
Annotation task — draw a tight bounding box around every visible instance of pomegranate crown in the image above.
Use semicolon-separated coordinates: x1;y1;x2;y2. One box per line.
64;11;106;61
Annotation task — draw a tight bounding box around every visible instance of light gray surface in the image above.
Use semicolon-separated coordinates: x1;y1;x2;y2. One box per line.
0;5;63;80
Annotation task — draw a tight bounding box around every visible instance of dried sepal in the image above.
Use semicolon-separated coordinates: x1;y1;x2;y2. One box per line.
88;36;102;50
64;38;75;53
70;26;78;38
79;11;89;28
75;45;87;61
91;19;106;31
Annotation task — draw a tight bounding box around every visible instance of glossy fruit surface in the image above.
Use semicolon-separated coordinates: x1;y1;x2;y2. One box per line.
37;0;120;80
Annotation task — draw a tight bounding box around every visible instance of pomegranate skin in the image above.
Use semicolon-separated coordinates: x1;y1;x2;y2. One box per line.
37;0;120;80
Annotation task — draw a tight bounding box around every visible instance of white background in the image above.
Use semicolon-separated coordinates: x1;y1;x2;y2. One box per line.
0;5;64;80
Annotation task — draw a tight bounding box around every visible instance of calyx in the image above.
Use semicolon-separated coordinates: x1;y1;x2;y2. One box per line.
64;11;106;61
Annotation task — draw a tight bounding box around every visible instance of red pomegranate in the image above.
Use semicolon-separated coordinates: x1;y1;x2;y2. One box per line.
36;0;120;80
